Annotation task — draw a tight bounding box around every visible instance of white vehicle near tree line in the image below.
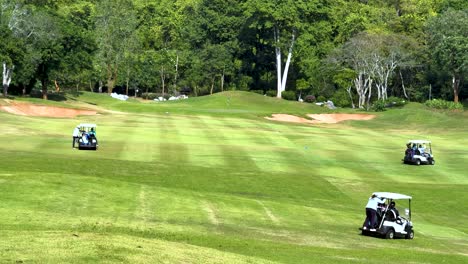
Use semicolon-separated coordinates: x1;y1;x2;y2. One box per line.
403;140;435;165
360;192;414;239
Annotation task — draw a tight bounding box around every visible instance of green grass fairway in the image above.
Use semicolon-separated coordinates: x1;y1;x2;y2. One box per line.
1;92;467;263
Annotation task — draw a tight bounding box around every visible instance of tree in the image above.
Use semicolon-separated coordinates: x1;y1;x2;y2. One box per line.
427;9;468;103
372;33;417;101
0;26;19;97
94;0;138;94
244;0;309;98
331;32;416;109
0;1;26;96
2;2;65;99
54;2;96;92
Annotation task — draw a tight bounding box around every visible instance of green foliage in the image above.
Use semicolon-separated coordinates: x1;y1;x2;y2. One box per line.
372;99;387;112
386;96;407;107
425;99;464;110
317;95;326;102
140;92;172;101
140;92;158;100
330;89;350;107
281;90;296;101
0;0;464;104
427;9;468;102
265;90;276;97
372;97;407;111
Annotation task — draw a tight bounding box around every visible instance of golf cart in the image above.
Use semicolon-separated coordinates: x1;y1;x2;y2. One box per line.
77;123;98;150
360;192;414;239
403;140;435;165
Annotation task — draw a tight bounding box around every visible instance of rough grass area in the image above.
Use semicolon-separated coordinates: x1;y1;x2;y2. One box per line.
0;92;467;263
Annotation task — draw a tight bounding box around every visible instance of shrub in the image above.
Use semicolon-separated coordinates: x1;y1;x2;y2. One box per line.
140;92;172;100
304;95;316;103
372;99;387;112
266;90;277;97
141;92;158;100
281;90;296;101
330;90;350;107
425;99;464;110
386;96;407;107
250;90;264;95
317;95;326;102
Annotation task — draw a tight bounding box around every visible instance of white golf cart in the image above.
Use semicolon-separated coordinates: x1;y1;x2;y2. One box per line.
360;192;414;239
77;123;98;150
403;140;435;165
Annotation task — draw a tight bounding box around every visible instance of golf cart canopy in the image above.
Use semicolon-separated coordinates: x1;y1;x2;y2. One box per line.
79;123;97;128
373;192;412;200
407;140;431;144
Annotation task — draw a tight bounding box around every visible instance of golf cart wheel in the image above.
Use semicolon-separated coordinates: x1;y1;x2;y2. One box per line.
415;159;421;166
430;160;435;165
385;229;395;239
405;230;414;239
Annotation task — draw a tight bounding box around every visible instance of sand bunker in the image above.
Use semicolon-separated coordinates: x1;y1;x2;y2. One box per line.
265;113;375;124
0;101;97;118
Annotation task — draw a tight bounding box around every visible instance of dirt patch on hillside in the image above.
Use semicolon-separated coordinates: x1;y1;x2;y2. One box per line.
0;101;97;118
266;113;376;124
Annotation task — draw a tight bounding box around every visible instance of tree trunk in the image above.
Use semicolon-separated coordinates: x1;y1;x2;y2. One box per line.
54;80;60;92
107;78;115;94
126;78;129;96
106;64;118;94
275;27;296;98
399;71;408;99
221;67;225;92
274;27;282;98
98;80;103;93
346;86;355;109
160;66;166;95
453;75;460;103
2;62;13;97
281;31;296;93
174;54;178;94
210;77;215;95
354;73;368;109
2;83;7;97
41;78;48;100
366;78;373;110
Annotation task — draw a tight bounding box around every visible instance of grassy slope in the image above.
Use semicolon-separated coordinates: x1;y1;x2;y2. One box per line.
0;92;467;263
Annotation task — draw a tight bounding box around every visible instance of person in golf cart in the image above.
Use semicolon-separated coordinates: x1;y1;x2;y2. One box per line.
386;201;401;223
360;192;414;239
403;140;435;165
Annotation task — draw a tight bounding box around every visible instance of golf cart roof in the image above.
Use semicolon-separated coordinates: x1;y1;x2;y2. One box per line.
79;123;97;128
373;192;412;200
408;140;431;144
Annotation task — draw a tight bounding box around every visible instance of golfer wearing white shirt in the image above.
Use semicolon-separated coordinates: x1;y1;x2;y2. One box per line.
363;194;386;231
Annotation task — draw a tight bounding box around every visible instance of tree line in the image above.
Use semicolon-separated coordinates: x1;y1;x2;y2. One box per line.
1;0;467;107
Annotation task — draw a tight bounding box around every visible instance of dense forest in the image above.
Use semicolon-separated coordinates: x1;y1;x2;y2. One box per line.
1;0;467;108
